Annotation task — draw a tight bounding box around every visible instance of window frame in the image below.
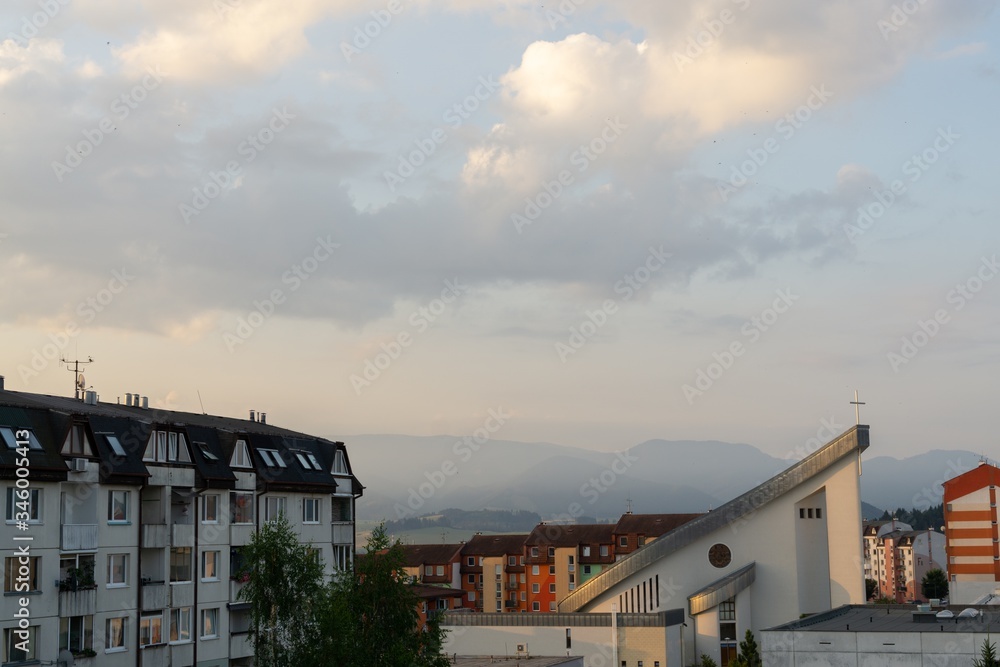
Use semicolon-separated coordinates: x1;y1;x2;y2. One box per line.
105;616;127;653
139;612;163;647
202;494;219;524
302;497;321;524
201;550;220;582
107;553;128;588
231;491;254;524
201;608;219;640
6;487;42;523
59;614;94;654
108;489;130;524
170;547;193;584
264;496;286;522
169;607;192;644
4;556;40;593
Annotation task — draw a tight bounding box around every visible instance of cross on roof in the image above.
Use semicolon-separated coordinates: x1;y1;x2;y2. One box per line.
850;390;866;425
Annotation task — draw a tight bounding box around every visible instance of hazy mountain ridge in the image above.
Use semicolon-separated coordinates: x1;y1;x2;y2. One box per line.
342;434;976;522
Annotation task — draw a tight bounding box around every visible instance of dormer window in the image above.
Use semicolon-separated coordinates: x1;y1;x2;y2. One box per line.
332;449;347;474
230;440;251;468
143;430;190;462
63;424;94;456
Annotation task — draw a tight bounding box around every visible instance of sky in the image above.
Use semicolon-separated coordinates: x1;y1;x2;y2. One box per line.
1;0;998;461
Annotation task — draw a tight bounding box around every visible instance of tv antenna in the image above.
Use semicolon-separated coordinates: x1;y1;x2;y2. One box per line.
60;356;94;400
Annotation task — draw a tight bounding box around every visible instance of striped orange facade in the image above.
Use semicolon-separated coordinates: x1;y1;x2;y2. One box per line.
943;463;1000;579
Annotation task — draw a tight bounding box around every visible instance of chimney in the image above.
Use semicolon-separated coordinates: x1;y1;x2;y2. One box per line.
126;393;133;406
260;413;266;424
249;410;256;422
142;396;148;409
0;375;4;390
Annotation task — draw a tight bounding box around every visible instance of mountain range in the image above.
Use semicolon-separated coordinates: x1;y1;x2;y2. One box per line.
341;433;979;523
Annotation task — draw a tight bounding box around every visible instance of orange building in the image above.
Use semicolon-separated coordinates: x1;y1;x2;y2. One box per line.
459;533;528;612
943;461;1000;602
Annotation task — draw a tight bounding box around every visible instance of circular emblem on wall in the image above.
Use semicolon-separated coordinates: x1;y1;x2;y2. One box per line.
708;543;732;568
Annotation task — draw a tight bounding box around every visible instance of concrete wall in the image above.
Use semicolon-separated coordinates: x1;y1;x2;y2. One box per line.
763;629;999;667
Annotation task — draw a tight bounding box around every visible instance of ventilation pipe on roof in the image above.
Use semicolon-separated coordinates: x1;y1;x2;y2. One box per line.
84;391;98;405
142;396;148;409
260;413;266;424
0;375;4;390
249;410;256;422
126;393;133;406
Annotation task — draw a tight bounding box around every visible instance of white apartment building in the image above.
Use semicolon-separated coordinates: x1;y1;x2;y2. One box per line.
0;379;361;666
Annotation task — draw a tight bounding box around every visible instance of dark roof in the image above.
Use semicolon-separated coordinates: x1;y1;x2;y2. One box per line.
462;534;529;557
0;389;361;494
398;544;464;567
767;604;1000;633
411;584;465;600
525;523;615;547
614;513;704;537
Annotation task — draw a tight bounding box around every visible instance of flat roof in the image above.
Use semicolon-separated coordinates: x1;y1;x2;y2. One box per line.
451;658;579;666
767;604;1000;633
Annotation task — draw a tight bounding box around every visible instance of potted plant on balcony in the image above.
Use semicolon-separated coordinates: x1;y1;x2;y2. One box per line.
59;559;96;592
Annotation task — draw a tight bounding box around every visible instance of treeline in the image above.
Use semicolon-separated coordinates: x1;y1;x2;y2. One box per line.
385;508;542;533
877;504;944;531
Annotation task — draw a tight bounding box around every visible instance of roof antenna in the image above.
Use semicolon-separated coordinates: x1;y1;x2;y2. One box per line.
60;356;94;400
626;494;633;515
197;390;207;415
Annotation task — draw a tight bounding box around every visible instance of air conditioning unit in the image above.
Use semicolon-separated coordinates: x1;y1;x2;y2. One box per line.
516;643;528;656
70;458;88;472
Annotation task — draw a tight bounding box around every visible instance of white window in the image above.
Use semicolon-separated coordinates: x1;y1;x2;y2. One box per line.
296;451;322;471
600;545;609;557
169;607;192;643
424;565;433;577
549;602;556;611
5;626;37;662
202;494;219;523
333;449;348;474
265;497;286;522
107;553;128;587
532;601;540;611
531;547;539;557
532;583;539;593
468;591;475;602
532;565;539;575
436;565;444;576
106;617;127;652
63;423;94;456
0;426;41;450
5;556;40;592
202;551;219;581
496;601;502;611
548;547;554;557
333;545;352;571
231;492;254;524
108;490;129;523
230;439;251;468
549;583;556;593
59;615;93;654
6;487;42;523
549;565;555;575
170;548;192;583
582;546;591;557
303;498;320;524
201;608;219;639
140;612;163;647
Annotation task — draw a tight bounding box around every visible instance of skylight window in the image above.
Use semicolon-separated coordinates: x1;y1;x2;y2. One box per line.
198;444;218;461
294;452;323;471
107;435;126;457
259;449;286;468
0;427;42;450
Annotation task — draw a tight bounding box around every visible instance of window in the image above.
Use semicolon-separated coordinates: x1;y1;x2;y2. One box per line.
468;591;475;602
60;615;93;653
333;545;353;571
816;508;823;519
202;551;219;581
202;494;219;523
332;496;352;521
108;553;128;587
201;608;219;639
467;574;475;584
170;548;192;583
425;566;433;577
549;583;556;593
108;490;130;523
264;497;286;522
549;602;556;611
799;508;805;518
531;547;539;557
230;439;251;468
259;449;286;468
0;426;41;450
106;617;127;652
532;565;539;575
549;565;555;575
532;583;540;593
496;600;502;611
508;556;516;566
169;607;192;643
808;508;814;518
584;565;592;574
143;430;190;462
6;487;41;523
140;612;163;647
600;545;609;557
101;435;127;457
231;492;253;524
63;423;94;456
548;547;555;558
719;597;736;621
532;601;540;611
303;498;320;524
639;536;646;547
467;557;475;566
296;451;323;471
436;565;444;576
4;556;40;592
521;591;526;601
333;449;348;474
5;626;37;662
198;443;218;461
620;536;628;547
583;546;591;557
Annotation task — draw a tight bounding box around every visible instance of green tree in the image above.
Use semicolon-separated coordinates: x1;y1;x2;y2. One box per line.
313;524;450;667
699;655;718;667
237;514;325;667
731;629;762;667
865;578;878;600
921;568;948;600
974;639;1000;667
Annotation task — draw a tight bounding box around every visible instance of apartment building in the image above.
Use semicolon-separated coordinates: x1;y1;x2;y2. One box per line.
0;381;361;666
612;513;704;560
943;461;1000;603
459;533;527;612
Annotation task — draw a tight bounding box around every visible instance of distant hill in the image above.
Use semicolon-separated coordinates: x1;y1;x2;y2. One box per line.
341;433;977;522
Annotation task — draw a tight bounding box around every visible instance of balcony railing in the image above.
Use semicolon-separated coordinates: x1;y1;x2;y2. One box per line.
59;588;96;616
61;524;98;551
332;521;353;545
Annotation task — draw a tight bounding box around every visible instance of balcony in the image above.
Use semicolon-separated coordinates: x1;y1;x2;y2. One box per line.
172;523;194;547
61;524;98;551
142;523;168;549
59;588;96;616
332;522;353;545
230;632;253;658
141;580;168;611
